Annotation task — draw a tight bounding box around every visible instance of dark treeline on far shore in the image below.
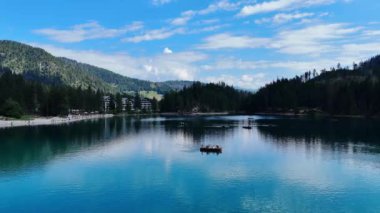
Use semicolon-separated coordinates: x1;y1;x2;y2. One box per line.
160;82;250;113
0;68;103;118
0;68;157;118
246;55;380;116
161;55;380;117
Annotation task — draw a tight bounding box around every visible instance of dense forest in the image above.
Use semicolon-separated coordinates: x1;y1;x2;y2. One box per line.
247;55;380;116
0;68;104;118
160;82;249;113
161;55;380;116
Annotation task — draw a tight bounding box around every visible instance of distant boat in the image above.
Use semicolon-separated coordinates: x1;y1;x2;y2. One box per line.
242;126;252;129
200;145;222;153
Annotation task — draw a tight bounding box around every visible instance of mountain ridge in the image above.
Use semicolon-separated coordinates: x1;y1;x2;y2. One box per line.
0;40;192;93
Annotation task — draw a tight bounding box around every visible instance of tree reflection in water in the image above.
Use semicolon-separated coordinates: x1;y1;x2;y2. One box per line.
255;117;380;154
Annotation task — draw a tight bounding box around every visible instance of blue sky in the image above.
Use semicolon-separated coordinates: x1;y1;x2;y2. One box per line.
1;0;380;89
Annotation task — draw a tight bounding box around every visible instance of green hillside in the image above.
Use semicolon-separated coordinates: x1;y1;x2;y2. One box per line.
0;40;192;93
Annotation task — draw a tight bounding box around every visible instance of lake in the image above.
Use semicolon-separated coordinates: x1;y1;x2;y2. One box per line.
0;115;380;212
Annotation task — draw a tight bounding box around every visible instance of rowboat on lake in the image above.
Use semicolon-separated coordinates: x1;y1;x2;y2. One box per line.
200;145;222;153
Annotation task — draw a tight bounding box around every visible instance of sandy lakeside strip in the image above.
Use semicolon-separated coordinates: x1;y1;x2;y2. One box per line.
0;114;114;129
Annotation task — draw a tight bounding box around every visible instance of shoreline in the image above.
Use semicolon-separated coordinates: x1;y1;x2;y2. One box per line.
1;111;375;129
0;114;114;129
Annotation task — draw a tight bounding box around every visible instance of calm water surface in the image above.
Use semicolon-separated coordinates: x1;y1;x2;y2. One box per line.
0;115;380;212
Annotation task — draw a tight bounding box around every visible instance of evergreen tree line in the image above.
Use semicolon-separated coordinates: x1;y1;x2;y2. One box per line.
160;82;250;113
0;68;104;118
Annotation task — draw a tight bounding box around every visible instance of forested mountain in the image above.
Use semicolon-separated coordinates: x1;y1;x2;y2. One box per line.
0;40;192;93
58;57;192;93
247;55;380;116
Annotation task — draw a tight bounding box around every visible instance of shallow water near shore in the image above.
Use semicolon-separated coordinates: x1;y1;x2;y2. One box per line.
0;115;380;212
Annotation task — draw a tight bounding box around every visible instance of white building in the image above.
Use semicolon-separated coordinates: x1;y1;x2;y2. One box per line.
103;96;111;112
141;98;152;111
103;95;151;112
122;97;128;111
122;97;135;111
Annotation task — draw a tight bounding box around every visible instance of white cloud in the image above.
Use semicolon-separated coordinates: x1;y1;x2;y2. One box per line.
255;12;315;24
205;73;268;90
122;28;184;43
198;0;247;15
188;24;229;34
271;23;360;55
146;52;207;80
198;24;360;56
199;34;380;76
240;0;297;16
202;58;262;71
34;21;143;43
197;33;270;49
363;30;380;37
171;10;195;26
169;0;251;26
30;43;207;81
238;0;335;17
200;56;353;89
201;57;333;74
341;43;380;59
163;47;173;54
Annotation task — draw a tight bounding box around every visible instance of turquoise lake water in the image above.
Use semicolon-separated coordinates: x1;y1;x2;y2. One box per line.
0;115;380;212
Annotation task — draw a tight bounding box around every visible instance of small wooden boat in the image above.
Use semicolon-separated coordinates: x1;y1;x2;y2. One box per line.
200;145;222;153
242;126;252;129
